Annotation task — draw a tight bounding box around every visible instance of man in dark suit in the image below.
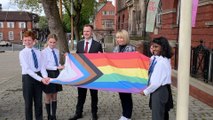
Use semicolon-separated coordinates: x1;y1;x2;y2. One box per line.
69;24;103;120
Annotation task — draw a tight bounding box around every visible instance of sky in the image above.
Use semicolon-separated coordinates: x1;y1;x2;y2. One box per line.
0;0;115;11
0;0;20;11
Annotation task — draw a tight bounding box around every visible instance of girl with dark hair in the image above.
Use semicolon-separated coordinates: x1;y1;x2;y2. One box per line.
141;36;173;120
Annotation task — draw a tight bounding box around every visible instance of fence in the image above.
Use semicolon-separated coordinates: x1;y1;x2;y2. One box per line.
190;41;213;85
141;40;213;86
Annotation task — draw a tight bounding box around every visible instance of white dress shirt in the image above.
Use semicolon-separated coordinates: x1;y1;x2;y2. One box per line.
19;47;43;81
84;38;92;52
41;46;60;77
143;55;172;96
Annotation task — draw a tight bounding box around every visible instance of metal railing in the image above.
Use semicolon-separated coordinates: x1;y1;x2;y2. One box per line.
190;41;212;85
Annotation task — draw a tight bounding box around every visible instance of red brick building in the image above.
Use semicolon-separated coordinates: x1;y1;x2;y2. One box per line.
149;0;213;49
115;0;129;31
150;0;213;107
93;1;115;38
0;10;39;44
115;0;213;107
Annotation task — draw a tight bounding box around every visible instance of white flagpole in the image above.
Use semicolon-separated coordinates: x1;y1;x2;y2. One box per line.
176;0;192;119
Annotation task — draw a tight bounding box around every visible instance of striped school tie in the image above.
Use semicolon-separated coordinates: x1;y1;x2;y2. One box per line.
31;49;38;69
147;57;157;85
52;50;59;66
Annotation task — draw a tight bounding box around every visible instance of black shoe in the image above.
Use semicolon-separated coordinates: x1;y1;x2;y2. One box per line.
52;115;57;120
47;115;52;120
92;114;98;120
68;114;82;120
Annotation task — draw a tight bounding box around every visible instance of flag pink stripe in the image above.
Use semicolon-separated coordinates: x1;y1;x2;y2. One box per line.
192;0;199;27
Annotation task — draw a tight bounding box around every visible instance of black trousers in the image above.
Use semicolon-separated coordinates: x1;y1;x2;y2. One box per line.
22;74;43;120
75;88;98;115
119;92;133;118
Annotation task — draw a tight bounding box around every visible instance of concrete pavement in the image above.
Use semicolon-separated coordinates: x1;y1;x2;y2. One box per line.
0;51;213;120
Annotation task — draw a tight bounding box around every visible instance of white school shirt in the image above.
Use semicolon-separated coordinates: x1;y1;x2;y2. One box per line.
19;47;43;81
143;56;172;96
41;46;60;78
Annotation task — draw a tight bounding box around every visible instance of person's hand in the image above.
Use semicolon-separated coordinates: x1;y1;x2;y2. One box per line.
64;52;67;57
41;77;50;85
140;91;145;96
57;65;64;70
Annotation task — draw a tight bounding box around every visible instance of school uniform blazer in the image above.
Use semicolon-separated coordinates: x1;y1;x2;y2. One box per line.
76;39;103;53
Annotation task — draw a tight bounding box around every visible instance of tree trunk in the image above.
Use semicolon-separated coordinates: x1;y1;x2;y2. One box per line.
41;0;69;63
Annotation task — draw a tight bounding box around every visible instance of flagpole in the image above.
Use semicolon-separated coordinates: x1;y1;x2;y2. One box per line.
176;0;192;119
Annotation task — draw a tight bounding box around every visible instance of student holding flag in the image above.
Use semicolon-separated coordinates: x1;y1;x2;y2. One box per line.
141;37;174;120
42;34;64;120
19;31;49;120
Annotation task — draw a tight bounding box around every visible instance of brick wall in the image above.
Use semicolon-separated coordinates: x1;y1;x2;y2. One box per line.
0;21;33;43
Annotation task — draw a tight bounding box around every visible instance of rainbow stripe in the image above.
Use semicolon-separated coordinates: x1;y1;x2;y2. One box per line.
51;52;150;93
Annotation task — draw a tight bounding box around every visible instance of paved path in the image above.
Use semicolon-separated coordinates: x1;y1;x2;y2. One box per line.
0;51;213;120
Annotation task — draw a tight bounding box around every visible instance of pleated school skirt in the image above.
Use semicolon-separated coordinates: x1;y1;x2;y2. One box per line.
42;70;63;94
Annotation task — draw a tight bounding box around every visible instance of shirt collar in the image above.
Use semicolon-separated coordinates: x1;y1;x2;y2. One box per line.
85;38;92;44
47;46;55;51
25;47;34;51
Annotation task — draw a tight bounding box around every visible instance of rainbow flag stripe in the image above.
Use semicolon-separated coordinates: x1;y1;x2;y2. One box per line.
51;52;150;93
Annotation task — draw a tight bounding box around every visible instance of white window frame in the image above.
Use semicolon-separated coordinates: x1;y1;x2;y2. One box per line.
0;32;3;41
20;31;23;41
102;11;107;15
0;22;4;28
19;22;26;28
8;31;14;41
102;19;114;29
156;1;162;27
109;11;114;15
7;22;14;28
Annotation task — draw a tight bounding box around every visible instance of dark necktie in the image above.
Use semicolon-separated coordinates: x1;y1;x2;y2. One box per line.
148;57;157;85
31;49;38;69
84;42;89;53
52;50;59;66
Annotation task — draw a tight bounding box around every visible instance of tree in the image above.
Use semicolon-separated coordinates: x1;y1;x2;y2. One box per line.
38;16;48;30
41;0;69;54
14;0;96;54
14;0;70;54
63;0;95;41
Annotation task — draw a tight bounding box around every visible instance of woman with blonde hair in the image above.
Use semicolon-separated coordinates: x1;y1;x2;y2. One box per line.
113;29;136;120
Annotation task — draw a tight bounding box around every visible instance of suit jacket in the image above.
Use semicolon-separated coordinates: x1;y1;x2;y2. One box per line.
76;39;103;53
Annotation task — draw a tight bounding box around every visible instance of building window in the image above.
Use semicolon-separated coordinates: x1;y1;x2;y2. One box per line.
0;32;3;41
156;1;162;27
102;11;107;15
8;31;14;40
102;11;114;15
0;22;4;28
102;19;114;29
19;22;26;28
7;22;14;28
109;11;114;15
